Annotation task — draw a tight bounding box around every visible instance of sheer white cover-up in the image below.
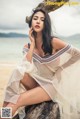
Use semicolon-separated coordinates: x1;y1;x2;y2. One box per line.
4;44;80;119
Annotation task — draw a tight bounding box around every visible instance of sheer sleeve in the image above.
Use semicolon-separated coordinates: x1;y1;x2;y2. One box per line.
16;44;36;75
62;45;80;69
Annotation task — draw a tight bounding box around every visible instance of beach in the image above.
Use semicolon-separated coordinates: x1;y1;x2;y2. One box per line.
0;62;17;107
0;37;80;107
0;38;28;107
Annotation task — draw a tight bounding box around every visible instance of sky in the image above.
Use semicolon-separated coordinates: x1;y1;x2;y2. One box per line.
0;0;80;36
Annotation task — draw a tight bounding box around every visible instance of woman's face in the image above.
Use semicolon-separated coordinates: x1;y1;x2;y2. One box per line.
31;11;45;33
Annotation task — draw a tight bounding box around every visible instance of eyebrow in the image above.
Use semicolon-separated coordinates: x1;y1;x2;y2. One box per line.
33;16;45;19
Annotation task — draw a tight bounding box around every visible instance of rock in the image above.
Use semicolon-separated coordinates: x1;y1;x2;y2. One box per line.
13;101;60;119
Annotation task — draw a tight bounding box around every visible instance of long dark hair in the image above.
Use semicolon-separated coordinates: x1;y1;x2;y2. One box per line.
27;8;54;55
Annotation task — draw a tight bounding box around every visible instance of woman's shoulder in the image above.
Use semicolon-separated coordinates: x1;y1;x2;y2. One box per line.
23;43;30;49
51;37;67;50
24;44;28;48
23;43;30;54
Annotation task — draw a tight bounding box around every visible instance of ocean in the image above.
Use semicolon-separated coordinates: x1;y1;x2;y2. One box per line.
0;37;80;62
0;38;29;62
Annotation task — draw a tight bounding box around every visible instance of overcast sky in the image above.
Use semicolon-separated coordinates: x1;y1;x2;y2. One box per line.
0;0;80;36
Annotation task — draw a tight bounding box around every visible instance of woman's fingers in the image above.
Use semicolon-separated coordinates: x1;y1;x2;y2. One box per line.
29;27;35;42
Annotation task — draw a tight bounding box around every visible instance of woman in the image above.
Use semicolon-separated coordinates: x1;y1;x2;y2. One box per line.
1;8;80;119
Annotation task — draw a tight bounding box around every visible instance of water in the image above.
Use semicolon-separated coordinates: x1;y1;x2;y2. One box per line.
0;37;80;62
0;37;29;62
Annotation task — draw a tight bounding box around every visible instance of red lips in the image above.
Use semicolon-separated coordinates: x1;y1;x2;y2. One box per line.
35;25;40;29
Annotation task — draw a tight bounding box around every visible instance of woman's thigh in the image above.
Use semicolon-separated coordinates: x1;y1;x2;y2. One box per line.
3;74;38;107
20;73;39;90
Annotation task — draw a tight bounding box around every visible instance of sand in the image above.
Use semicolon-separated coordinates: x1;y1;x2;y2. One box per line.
0;62;17;107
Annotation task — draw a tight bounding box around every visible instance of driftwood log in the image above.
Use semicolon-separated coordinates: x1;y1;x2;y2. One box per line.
13;101;60;119
26;0;69;23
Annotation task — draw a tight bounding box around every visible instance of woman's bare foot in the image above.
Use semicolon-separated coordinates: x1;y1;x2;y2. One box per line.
0;103;18;119
6;102;19;117
0;102;9;119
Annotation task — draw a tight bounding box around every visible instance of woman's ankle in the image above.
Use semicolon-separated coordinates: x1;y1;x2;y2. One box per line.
2;101;9;107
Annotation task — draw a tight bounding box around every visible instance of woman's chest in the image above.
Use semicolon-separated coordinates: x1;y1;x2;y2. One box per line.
34;48;45;57
34;47;56;58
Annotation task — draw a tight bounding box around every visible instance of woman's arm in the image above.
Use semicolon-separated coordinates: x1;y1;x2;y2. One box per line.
62;46;80;68
25;43;34;63
51;38;80;69
25;27;35;63
17;28;36;75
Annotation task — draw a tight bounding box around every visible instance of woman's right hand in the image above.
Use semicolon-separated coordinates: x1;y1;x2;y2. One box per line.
29;27;35;48
25;27;35;62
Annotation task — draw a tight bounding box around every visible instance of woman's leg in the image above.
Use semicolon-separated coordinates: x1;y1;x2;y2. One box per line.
2;73;39;107
20;73;39;90
2;102;9;107
6;86;51;116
